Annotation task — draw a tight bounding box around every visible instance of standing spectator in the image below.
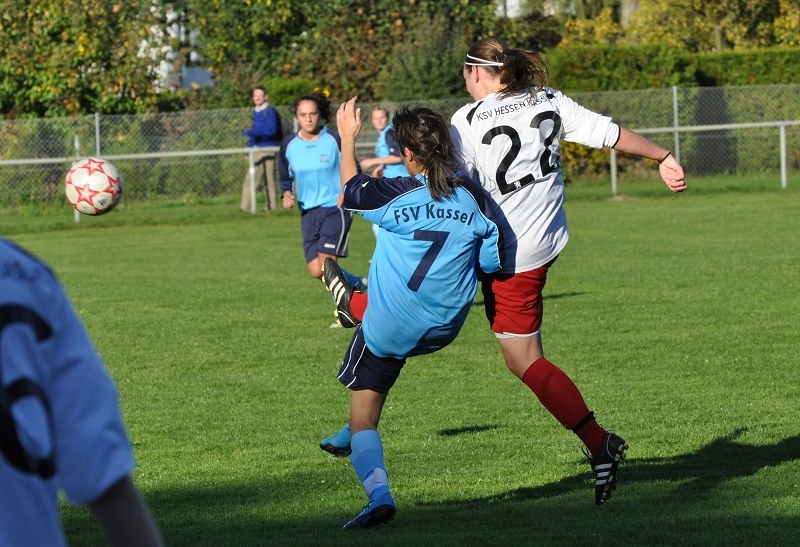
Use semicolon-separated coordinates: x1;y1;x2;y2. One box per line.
0;237;164;547
279;92;366;326
241;85;283;212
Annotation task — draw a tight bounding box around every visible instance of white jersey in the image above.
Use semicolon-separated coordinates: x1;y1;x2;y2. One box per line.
451;87;618;273
0;238;135;547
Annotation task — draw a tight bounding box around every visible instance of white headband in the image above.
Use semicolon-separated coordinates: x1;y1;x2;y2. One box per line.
464;54;504;67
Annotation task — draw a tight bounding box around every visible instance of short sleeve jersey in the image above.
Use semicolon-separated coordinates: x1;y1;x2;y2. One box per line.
343;174;503;358
0;239;135;547
278;126;343;211
375;126;410;179
450;88;616;273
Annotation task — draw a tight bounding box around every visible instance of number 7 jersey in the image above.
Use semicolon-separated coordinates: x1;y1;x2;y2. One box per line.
343;173;503;359
451;87;619;273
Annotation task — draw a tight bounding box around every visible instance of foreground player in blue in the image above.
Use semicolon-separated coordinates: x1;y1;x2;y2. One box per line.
0;238;164;547
330;97;504;529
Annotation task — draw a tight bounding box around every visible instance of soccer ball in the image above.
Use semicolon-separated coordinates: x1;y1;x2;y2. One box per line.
65;157;123;215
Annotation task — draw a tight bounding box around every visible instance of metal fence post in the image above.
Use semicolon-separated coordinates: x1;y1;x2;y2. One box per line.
248;149;257;214
672;85;681;163
73;135;81;223
610;148;618;196
95;112;101;157
779;123;787;189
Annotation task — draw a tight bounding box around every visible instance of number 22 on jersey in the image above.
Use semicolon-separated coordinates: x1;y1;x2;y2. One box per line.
481;111;563;195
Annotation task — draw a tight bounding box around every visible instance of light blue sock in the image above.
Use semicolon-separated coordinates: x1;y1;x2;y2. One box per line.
350;429;390;501
341;267;366;292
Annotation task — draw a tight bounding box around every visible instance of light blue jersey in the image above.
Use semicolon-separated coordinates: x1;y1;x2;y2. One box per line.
279;127;342;211
0;239;134;547
343;174;503;358
375;126;410;179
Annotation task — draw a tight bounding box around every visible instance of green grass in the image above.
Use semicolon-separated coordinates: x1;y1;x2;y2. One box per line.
5;179;800;547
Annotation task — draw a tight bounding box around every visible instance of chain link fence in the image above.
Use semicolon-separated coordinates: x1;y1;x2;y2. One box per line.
2;84;799;208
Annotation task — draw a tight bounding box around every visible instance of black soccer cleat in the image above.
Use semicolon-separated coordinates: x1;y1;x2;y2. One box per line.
342;492;396;529
322;258;361;328
585;432;628;505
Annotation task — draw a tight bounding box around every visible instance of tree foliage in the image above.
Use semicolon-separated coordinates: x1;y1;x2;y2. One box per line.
187;0;498;102
6;0;800;119
496;9;563;51
626;0;800;51
521;0;621;45
185;0;306;71
0;0;167;117
377;15;471;101
558;6;623;45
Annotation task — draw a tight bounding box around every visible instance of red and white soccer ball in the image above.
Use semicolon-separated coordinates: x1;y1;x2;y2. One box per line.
64;157;123;215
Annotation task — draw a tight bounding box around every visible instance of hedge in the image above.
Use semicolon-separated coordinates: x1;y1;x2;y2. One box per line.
545;44;800;92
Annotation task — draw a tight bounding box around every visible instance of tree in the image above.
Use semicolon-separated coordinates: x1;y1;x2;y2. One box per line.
774;0;800;45
0;0;168;117
283;0;498;101
186;0;498;102
558;6;623;45
519;0;623;46
496;9;563;51
377;15;472;100
185;0;306;73
625;0;794;51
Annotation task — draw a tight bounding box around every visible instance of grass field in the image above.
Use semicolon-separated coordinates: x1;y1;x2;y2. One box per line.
4;176;800;547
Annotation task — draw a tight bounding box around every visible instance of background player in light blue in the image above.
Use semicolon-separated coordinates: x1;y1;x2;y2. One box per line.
0;238;164;547
357;106;410;179
355;106;411;240
324;97;503;529
278;92;366;325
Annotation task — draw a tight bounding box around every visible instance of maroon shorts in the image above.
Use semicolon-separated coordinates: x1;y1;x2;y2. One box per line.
481;257;557;336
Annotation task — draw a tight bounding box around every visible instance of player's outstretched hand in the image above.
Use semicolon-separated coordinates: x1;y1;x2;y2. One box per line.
658;154;687;193
336;97;362;140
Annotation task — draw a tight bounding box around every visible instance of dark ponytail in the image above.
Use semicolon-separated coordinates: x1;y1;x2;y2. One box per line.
292;92;333;123
464;37;548;98
392;106;459;202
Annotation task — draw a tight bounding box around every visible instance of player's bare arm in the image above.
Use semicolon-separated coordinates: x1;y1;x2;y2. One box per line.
336;97;362;186
88;475;164;547
614;127;687;193
360;155;403;169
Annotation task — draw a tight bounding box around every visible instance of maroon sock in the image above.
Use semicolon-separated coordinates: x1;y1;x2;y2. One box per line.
351;291;367;322
522;358;606;456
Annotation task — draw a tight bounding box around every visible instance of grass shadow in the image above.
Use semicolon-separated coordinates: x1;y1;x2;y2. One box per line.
438;424;500;437
543;291;586;301
62;431;800;547
475;428;800;504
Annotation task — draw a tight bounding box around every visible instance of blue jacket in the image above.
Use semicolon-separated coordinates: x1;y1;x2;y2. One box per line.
243;105;282;147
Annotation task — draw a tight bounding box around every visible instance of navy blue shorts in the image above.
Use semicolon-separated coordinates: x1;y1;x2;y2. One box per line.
301;206;352;264
337;325;407;393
